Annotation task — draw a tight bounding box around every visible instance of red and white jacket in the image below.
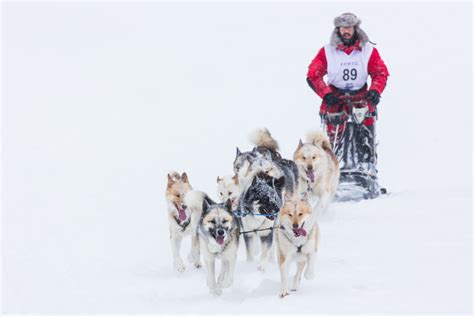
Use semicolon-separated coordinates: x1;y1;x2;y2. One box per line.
307;39;389;115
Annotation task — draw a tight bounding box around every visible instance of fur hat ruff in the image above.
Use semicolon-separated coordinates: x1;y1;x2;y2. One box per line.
334;12;361;28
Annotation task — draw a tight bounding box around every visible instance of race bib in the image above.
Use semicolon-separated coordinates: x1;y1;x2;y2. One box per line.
325;43;373;91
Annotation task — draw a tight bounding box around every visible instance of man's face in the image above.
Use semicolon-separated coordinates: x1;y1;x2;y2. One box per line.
339;26;355;41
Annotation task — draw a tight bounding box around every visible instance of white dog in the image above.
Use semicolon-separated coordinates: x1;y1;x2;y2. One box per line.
165;172;201;272
293;132;340;218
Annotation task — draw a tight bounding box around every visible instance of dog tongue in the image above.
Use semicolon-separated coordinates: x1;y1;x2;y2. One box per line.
177;208;187;222
306;170;315;182
216;236;225;245
293;228;307;237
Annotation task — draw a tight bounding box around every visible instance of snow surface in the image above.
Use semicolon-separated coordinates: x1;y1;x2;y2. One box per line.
2;1;472;314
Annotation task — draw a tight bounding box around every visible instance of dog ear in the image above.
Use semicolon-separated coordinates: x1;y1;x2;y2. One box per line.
263;150;272;161
300;191;309;202
224;198;233;212
181;172;188;183
202;198;211;214
167;174;175;188
283;190;293;203
217;176;223;183
251;147;257;154
236;147;241;158
274;175;286;189
297;139;304;150
321;139;332;152
232;174;239;185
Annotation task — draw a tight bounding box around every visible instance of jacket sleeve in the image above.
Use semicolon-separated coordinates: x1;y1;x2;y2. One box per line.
307;47;332;99
367;47;389;94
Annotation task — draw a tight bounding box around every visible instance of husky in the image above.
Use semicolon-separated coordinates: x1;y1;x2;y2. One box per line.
236;172;285;271
165;172;201;272
216;174;241;210
234;128;298;271
233;128;298;270
293;132;340;218
187;191;240;296
276;193;319;298
234;128;299;195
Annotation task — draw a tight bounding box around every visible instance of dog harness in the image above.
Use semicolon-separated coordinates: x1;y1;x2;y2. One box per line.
173;216;191;232
279;225;309;253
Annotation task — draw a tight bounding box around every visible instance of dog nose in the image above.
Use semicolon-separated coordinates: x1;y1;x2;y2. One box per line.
182;205;187;210
307;165;313;171
217;229;225;237
292;223;299;229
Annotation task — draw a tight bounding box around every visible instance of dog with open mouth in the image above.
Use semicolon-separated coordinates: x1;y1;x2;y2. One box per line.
165;171;202;272
293;131;340;218
186;190;240;296
276;193;320;298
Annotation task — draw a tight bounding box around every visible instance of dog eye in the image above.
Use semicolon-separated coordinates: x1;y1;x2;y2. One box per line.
288;214;293;217
222;219;228;224
228;192;232;195
298;213;303;216
302;157;306;160
209;219;216;225
175;194;180;198
219;192;223;196
312;156;316;160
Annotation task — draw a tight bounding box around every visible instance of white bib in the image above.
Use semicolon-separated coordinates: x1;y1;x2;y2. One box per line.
325;43;373;91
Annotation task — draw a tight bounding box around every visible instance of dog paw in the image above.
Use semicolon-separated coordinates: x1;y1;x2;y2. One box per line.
174;260;185;273
304;269;315;280
279;289;289;298
193;262;202;269
220;277;233;288
290;285;299;292
187;252;199;263
210;288;222;296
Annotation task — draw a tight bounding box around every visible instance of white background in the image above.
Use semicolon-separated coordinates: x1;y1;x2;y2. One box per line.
2;1;472;313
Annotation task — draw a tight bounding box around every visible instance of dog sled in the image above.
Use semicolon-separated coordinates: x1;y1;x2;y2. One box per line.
321;93;387;201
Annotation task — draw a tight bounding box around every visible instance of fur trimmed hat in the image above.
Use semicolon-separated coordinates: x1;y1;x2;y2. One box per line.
330;12;372;47
334;12;361;28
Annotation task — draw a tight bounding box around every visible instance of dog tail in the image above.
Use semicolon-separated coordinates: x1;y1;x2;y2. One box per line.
307;131;332;151
250;128;279;151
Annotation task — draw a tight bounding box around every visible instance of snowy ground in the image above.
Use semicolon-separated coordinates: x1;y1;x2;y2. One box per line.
2;1;472;314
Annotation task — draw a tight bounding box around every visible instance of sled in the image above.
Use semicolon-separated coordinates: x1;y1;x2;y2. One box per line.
321;93;386;201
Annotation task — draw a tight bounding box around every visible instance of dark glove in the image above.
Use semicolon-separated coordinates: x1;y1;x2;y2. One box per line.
366;90;380;106
323;93;338;106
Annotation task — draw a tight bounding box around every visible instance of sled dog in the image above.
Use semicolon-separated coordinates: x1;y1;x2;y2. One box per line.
276;193;319;298
187;191;240;296
293;132;340;217
165;172;201;272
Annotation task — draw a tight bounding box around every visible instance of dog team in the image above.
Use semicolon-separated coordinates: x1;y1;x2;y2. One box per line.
165;128;340;297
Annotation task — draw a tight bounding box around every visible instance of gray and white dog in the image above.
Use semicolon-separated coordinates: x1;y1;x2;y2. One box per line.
186;190;240;296
233;128;299;271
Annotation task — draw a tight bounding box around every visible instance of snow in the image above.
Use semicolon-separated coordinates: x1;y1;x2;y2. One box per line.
2;1;472;314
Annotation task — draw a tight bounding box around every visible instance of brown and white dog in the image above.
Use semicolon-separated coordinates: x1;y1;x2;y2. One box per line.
165;171;201;272
276;194;319;298
293;132;340;218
